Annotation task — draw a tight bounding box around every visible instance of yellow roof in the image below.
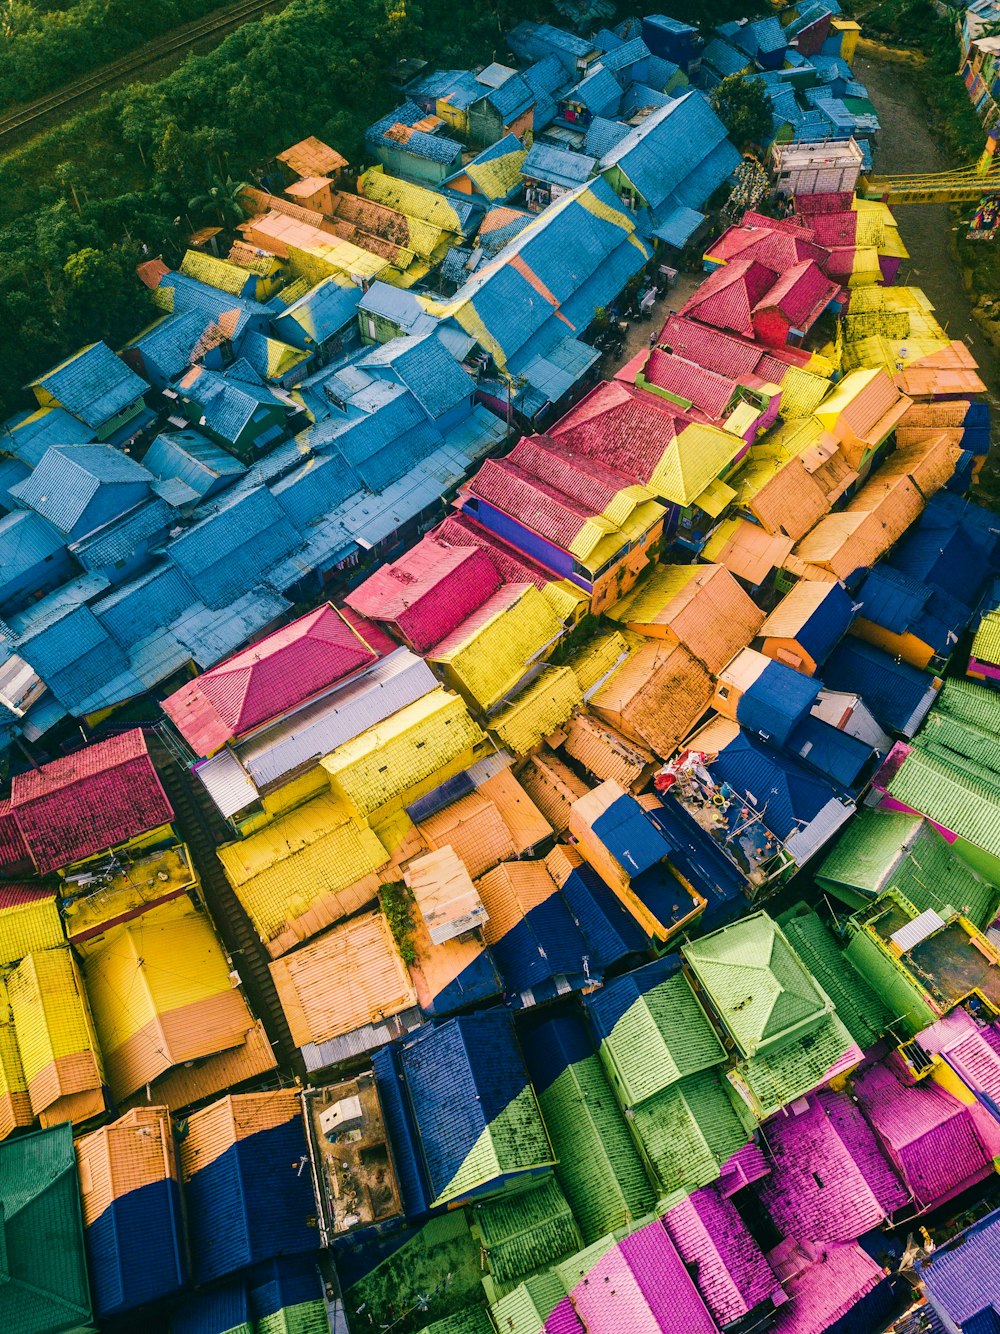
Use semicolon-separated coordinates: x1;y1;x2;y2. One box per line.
564;629;632;697
610;564;701;627
427;584;563;712
465;146;529;201
358;165;466;232
179;250;253;296
648;421;743;507
541;579;590;624
118;1019;276;1115
973;610;1000;667
7;948;103;1087
489;667;583;755
779;366;833;419
0;888;63;966
0;976;28;1099
693;476;737;518
269;911;417;1047
321;689;485;816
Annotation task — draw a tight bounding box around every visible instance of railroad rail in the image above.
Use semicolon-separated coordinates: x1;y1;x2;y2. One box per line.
0;0;284;143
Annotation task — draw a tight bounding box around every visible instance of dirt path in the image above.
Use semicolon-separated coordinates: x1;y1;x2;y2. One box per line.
856;53;1000;432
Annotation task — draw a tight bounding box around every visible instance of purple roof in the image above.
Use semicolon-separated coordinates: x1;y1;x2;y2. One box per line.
568;1221;720;1334
853;1060;997;1212
769;1242;885;1334
716;1140;771;1196
919;1009;1000;1116
917;1206;1000;1329
663;1185;783;1326
758;1090;908;1243
546;1298;585;1334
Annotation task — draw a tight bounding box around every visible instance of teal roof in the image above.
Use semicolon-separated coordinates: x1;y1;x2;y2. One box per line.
595;972;725;1107
682;912;832;1058
630;1068;751;1197
472;1176;581;1293
0;1123;93;1334
538;1054;656;1244
778;906;894;1050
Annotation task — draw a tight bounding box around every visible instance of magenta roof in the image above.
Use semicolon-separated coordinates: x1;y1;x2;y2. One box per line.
758;1090;907;1244
769;1242;884;1334
568;1221;720;1334
549;380;690;486
631;350;743;420
162;604;385;754
11;729;173;875
664;1185;782;1327
717;1141;771;1196
752;260;840;333
434;513;555;590
794;192;856;217
345;537;503;653
0;799;32;876
679;259;779;339
709;222;828;272
658;314;811;383
919;1010;1000;1115
853;1060;998;1211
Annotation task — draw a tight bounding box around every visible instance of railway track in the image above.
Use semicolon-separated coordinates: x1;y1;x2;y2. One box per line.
0;0;284;142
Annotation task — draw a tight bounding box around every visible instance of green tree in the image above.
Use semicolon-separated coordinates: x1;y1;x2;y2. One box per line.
711;73;774;151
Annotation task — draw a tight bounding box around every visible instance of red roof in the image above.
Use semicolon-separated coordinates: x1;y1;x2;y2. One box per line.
0;799;32;876
659;315;812;379
752;259;840;335
434;514;554;589
0;882;57;909
740;210;817;237
337;605;398;657
464;457;591;552
161;604;385;755
549;380;688;485
807;211;860;249
795;192;855;217
633;349;742;420
708;222;829;272
509;435;629;511
679;259;779;338
345;536;503;654
11;729;173;875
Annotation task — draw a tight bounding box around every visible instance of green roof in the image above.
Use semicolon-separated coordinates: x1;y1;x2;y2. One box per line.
491;1270;569;1334
629;1068;751;1197
816;808;922;899
598;973;726;1106
0;1123;93;1334
344;1214;482;1331
472;1176;581;1293
417;1308;494;1334
971;609;1000;666
682;912;831;1058
538;1054;656;1244
257;1302;332;1334
935;677;1000;734
778;906;893;1049
888;747;1000;859
919;710;1000;780
733;1012;857;1119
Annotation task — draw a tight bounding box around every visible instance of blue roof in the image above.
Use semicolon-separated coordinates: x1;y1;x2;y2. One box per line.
0;510;66;583
520;1011;597;1096
94;563;197;647
583;116;631;157
143;430;246;499
730;16;788;57
556;861;648;970
356;281;435;333
598;36;650;73
822;638;939;737
169;1279;252;1334
522;141;596;188
644;55;681;91
18;606;130;709
524;53;568;96
366;101;464;164
4;406;95;468
669;136;742;212
590;792;671;878
359;333;475;421
489;895;591;1001
703;37;752;78
921;491;1000;570
157;273;270;340
84;1178;186;1319
371;1047;430;1217
270;454;360;529
127;310;207;383
890;517;989;606
650;203;705;247
486;71;534;120
585;955;683;1039
593;27;624;52
857;564;971;651
785;714;875;790
407;68;482;110
621;83;673;115
475;207;534;260
248;1255;324;1322
167;486;300;607
738;658;821;745
568;66;622;117
0;457;30;508
600;91;733;211
644;798;747;925
177;366;285;446
917;1207;1000;1330
712;729;844;840
508;21;596;68
10;445;152;537
793;582;855;664
32;342;147;431
68;498;172;572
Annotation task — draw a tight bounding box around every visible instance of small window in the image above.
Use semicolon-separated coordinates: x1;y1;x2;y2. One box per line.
718;686;730;701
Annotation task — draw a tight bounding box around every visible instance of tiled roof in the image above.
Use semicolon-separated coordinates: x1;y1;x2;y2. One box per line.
769;1242;885;1334
488;666;582;755
366;102;465;163
358;333;476;421
10;445;152;537
10;729;172;874
0;510;66;585
629;1066;752;1197
473;1176;580;1289
277;136;347;177
32;342;146;430
753;259;839;332
916;1205;1000;1329
162;604;382;754
780;908;894;1050
591;639;714;759
600;90;733;212
680;258;778;338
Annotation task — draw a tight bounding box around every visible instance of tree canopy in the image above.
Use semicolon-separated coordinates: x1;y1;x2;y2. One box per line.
710;73;774;152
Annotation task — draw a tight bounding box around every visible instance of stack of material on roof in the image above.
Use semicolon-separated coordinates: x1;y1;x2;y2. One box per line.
570;780;706;943
852;1059;1000;1213
9;729;172;875
585;957;751;1197
0;882;64;965
218;791;390;955
682;912;862;1121
521;1011;656;1244
7;947;105;1127
270;909;418;1067
0;1123;94;1334
75;1106;186;1319
80;896;263;1104
373;1009;554;1214
163;603;391;758
179;1091;316;1284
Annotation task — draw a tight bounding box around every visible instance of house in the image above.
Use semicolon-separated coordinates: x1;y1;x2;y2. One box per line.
850;563;973;673
0;510;74;615
522;142;596;211
750;260;840;348
0;1125;93;1334
180;248;285;303
682;912;862;1119
822;636;941;738
680;259;779;339
365;101;464;185
121;308;224;390
756;579;855;675
75;1107;186;1320
29;341;149;444
10;444;153;542
143;428;246;501
589;637;714;759
373;1010;555;1213
173;364;292;461
916;1206;1000;1332
704;215;829;273
276;135;348;182
9;729;172;875
724;16;789;70
356;281;437;344
3;404;95;467
441;134;528;205
617;344;780;444
508;20;601;75
737;428;857;542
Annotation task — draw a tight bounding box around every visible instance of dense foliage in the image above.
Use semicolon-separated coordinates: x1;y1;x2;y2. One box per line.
711;72;772;150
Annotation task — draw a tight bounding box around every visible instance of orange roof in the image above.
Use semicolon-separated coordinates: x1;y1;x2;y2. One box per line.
477;769;551;852
794;474;924;579
285;175;332;199
875;431;961;500
119;1020;276;1114
702;519;795;587
562;714;652;790
748;442;857;541
277;136;347;178
417;791;518;880
591;642;713;760
476;862;559;944
136;258;170;289
516;749;590;834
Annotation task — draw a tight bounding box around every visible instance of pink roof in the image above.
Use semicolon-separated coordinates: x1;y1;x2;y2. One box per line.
464;457;592;552
758;1090;908;1244
740;210;818;237
162;604;384;754
0;798;32;876
434;513;554;590
338;605;398;657
631;350;742;420
769;1242;884;1334
426;581;533;656
919;1010;1000;1110
795;192;856;217
0;882;57;909
569;1221;720;1334
853;1060;998;1211
658;315;812;382
11;729;173;875
345;537;503;653
549;380;688;485
708;223;829;272
807;211;860;249
663;1185;783;1327
679;259;779;338
752;260;840;335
